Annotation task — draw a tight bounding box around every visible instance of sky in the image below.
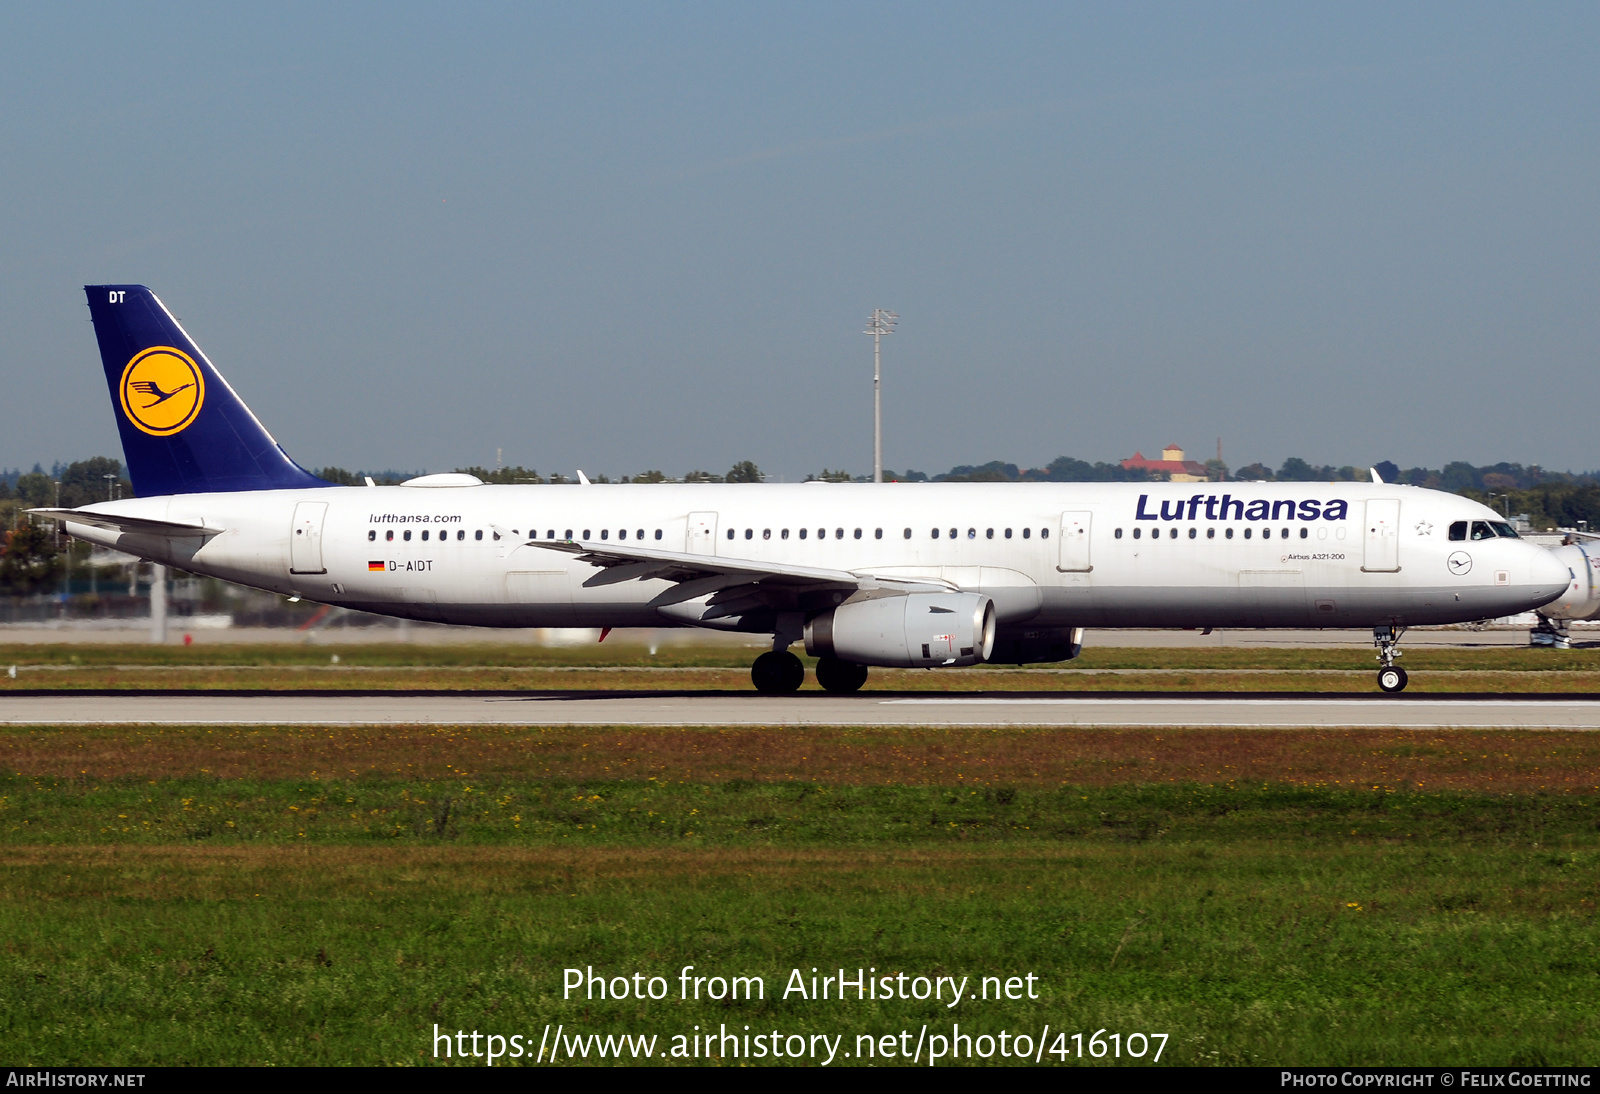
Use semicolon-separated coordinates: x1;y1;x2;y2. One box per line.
2;3;1597;481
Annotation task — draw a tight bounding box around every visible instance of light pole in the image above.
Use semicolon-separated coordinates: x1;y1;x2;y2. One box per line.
864;309;897;483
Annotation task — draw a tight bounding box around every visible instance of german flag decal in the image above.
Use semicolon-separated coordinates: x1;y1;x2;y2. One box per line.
368;560;385;572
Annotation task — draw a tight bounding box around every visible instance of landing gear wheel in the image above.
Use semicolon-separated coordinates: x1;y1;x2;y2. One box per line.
1377;667;1408;694
751;650;805;694
815;655;870;694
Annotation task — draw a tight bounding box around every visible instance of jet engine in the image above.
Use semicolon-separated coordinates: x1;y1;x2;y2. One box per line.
1538;543;1600;621
805;592;996;667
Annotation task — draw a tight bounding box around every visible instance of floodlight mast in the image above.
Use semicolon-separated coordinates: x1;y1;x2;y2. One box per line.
864;309;897;483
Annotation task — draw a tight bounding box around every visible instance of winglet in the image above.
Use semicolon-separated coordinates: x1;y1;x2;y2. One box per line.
1370;467;1383;484
577;470;592;486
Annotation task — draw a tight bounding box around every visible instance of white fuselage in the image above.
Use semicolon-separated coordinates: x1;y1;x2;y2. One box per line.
59;480;1571;637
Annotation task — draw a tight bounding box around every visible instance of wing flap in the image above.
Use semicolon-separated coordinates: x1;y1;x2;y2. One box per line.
530;539;953;603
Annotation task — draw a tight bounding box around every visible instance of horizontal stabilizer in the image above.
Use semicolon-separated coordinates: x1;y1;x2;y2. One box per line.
26;508;221;538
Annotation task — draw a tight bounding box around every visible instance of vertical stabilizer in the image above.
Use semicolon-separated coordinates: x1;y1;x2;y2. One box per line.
84;285;329;496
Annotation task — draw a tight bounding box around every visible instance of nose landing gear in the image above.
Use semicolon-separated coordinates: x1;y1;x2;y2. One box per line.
1374;625;1408;693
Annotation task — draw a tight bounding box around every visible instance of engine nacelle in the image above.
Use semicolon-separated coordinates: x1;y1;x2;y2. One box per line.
988;625;1084;665
805;592;996;667
1539;543;1600;620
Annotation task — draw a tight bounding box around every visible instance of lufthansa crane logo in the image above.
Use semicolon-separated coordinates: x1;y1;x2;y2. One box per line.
119;347;205;436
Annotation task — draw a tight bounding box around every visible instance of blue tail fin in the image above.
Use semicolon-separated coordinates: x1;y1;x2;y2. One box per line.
84;285;329;496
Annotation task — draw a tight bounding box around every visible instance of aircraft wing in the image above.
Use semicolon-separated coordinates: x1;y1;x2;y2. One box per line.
529;539;950;614
26;508;221;538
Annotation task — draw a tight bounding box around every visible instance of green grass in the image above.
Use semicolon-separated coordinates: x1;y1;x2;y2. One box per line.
3;774;1598;848
0;772;1596;1066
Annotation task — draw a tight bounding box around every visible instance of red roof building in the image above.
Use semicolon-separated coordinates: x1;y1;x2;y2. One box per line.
1121;444;1209;483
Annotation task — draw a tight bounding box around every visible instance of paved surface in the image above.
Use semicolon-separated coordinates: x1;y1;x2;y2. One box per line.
2;691;1597;728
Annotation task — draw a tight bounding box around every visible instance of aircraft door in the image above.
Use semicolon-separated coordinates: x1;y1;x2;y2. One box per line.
1362;499;1401;573
1057;511;1092;572
687;512;718;556
289;501;328;574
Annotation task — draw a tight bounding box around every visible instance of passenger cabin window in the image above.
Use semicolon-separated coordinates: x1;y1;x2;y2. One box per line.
800;528;808;540
367;530;375;541
421;530;429;541
727;529;735;540
403;530;412;541
386;530;394;541
1207;528;1215;539
781;529;789;540
1188;528;1196;539
1114;528;1123;539
1022;528;1031;539
986;528;994;539
476;530;485;541
763;529;771;540
903;528;911;539
1041;528;1050;539
836;528;844;539
1243;528;1252;539
874;528;882;539
654;529;662;540
1132;528;1141;540
1004;528;1013;539
853;528;862;539
1226;528;1234;539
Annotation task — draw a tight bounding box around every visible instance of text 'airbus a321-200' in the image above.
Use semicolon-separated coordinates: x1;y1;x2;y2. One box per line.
30;286;1575;694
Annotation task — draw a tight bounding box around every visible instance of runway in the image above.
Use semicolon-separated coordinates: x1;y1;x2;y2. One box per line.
2;691;1598;728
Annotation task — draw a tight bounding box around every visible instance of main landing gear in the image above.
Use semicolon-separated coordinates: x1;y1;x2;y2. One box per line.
751;650;805;694
749;651;872;694
1374;625;1408;693
815;655;869;694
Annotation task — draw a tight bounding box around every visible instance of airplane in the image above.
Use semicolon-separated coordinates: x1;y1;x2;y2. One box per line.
1529;531;1600;648
28;285;1574;695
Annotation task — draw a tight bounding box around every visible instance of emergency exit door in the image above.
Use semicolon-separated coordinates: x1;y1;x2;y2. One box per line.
687;512;718;556
1362;499;1401;573
289;501;328;574
1057;511;1093;572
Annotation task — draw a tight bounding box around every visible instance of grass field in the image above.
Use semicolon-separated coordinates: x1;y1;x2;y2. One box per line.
1;710;1597;1066
2;641;1598;693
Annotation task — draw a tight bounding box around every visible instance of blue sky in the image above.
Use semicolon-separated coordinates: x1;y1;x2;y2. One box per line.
3;3;1597;479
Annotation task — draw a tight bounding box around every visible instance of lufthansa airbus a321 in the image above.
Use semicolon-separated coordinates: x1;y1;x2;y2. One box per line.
30;286;1579;694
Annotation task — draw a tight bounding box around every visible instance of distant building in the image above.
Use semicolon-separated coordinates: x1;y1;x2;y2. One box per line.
1121;444;1209;483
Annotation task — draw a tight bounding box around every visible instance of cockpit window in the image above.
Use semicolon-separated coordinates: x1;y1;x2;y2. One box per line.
1449;521;1467;541
1490;521;1519;538
1470;521;1497;541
